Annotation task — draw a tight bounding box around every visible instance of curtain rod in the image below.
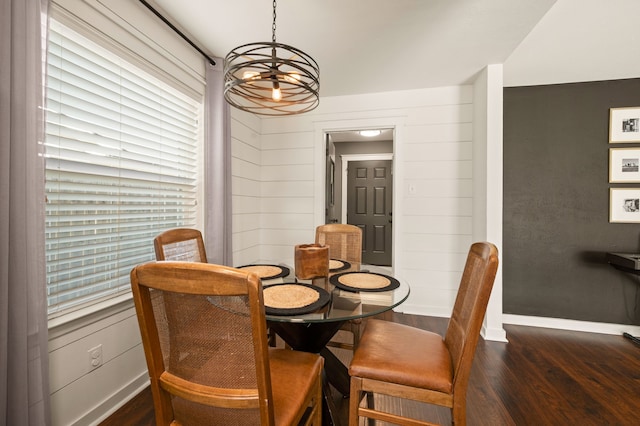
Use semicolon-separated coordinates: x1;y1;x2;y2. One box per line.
138;0;216;66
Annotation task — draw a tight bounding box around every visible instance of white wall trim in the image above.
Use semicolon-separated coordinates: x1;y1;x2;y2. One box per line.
396;310;640;340
48;294;134;338
472;64;507;342
503;314;640;336
396;304;454;318
482;323;508;342
313;117;406;272
82;373;148;426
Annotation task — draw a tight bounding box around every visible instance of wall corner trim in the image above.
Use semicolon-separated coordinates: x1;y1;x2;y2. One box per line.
482;324;508;342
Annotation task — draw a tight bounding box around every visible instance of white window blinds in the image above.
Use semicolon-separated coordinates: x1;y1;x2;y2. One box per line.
45;20;201;316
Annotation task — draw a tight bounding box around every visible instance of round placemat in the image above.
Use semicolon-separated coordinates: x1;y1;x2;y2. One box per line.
236;264;290;280
329;259;351;272
263;283;330;315
330;271;400;293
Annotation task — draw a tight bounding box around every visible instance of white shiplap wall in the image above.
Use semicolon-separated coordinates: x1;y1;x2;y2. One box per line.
260;129;317;263
230;111;262;265
401;92;474;317
233;85;478;318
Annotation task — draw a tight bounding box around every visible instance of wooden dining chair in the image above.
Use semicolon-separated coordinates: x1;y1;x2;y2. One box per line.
315;223;362;264
348;242;499;426
130;261;324;425
153;228;207;262
315;223;363;351
154;228;285;347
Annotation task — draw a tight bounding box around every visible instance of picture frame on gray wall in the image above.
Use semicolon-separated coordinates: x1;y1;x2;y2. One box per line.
610;188;640;223
609;147;640;182
609;107;640;143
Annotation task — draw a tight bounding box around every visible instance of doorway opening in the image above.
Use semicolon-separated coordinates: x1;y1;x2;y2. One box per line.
325;129;393;266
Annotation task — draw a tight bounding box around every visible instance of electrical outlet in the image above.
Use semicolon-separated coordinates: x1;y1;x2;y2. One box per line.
88;344;103;368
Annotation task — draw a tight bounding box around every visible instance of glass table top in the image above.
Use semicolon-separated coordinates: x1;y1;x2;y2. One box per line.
262;263;410;323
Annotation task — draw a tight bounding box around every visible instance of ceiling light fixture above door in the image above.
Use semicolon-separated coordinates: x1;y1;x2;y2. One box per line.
359;130;381;137
223;0;320;116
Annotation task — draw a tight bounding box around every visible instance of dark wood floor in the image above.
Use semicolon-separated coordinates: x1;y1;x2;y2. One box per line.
100;312;640;426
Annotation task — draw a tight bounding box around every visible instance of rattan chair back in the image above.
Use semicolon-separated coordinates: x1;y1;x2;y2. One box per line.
315;224;362;264
154;228;207;262
131;261;323;425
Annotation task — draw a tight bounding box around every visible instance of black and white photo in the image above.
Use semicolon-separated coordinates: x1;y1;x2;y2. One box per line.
610;107;640;142
610;188;640;222
609;148;640;182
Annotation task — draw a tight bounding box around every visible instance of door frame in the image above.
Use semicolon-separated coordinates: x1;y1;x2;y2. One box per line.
314;118;404;271
340;153;393;224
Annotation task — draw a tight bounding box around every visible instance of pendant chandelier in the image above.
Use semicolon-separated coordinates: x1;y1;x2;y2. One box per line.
223;0;320;116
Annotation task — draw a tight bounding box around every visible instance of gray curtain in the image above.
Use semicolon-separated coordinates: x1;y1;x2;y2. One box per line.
204;60;233;265
0;0;51;425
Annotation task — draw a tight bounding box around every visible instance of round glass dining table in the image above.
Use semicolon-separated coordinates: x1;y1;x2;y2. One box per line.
262;263;410;399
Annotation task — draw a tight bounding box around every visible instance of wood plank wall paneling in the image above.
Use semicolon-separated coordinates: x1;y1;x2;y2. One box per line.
230;112;262;266
232;86;476;313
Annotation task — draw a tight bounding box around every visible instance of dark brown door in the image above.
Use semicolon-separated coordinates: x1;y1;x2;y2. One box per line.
347;160;392;266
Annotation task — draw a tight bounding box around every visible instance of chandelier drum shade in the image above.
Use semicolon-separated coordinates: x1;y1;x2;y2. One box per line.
223;0;320;116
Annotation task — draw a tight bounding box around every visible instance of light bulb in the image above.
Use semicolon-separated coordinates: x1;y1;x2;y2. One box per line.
243;71;260;81
272;87;282;101
283;72;301;84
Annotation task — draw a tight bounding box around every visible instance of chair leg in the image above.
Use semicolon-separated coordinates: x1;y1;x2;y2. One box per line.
313;371;323;426
322;369;340;426
268;328;277;347
365;392;376;426
349;381;376;426
348;377;363;426
351;322;361;351
452;400;466;426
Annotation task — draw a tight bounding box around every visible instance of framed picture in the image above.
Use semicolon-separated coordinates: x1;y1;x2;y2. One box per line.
609;107;640;143
609;148;640;182
610;188;640;223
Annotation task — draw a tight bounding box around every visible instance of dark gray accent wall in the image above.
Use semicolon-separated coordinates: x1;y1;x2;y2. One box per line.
504;78;640;325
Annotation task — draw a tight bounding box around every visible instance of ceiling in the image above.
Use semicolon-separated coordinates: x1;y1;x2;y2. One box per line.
151;0;557;98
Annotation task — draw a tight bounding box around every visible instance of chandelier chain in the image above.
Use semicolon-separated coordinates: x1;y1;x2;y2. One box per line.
272;0;277;43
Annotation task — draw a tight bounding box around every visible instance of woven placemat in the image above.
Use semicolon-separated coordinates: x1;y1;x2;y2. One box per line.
330;271;400;293
263;283;330;316
236;264;290;280
264;284;319;308
329;259;351;272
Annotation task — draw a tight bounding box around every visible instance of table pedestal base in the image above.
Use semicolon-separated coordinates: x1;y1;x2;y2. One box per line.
268;320;351;426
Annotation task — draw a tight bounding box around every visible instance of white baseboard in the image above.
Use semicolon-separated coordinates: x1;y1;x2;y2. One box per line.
482;324;508;342
395;307;640;340
395;304;451;318
82;372;149;426
503;314;640;336
396;304;640;342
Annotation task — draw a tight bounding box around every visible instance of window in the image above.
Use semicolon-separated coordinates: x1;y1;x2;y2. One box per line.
45;20;201;317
